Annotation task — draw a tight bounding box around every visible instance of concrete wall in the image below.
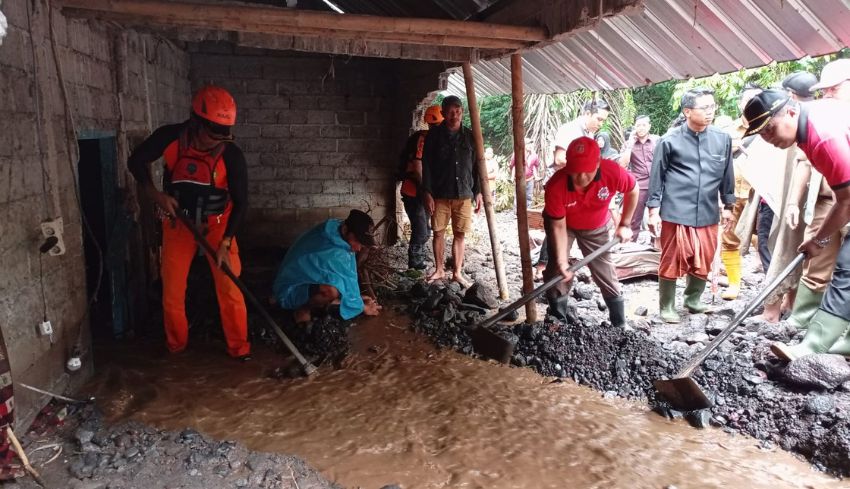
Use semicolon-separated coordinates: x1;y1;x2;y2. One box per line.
0;0;189;428
189;43;444;247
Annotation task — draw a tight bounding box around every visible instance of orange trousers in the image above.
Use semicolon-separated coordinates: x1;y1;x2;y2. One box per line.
161;217;250;357
659;221;719;281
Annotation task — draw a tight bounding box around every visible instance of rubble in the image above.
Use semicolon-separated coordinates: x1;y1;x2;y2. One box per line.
388;212;850;477
13;403;341;489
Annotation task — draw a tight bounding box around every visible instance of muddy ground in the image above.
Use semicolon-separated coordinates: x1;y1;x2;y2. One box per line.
5;211;850;486
389;212;850;477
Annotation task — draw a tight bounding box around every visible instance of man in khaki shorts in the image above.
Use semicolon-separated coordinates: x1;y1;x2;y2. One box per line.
422;95;483;288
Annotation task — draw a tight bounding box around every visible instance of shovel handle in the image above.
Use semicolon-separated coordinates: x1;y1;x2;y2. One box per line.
476;237;621;330
676;253;805;378
174;212;316;374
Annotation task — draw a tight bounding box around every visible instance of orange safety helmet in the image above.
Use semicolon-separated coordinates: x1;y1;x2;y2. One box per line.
423;105;444;125
191;86;237;126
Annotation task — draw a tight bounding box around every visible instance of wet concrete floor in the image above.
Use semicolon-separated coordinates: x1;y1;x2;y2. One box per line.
85;311;842;488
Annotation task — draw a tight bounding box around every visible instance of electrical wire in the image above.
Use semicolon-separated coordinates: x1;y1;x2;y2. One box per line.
27;0;53;326
46;1;104;353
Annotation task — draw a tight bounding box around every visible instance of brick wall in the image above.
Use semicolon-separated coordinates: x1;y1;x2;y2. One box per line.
189;43;444;246
0;0;189;429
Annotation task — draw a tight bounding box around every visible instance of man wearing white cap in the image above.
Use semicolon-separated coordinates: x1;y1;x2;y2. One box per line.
811;58;850;100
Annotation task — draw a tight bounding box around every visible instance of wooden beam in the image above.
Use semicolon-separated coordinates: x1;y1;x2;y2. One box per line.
58;0;547;48
62;7;529;51
509;54;536;322
161;27;482;62
462;62;509;301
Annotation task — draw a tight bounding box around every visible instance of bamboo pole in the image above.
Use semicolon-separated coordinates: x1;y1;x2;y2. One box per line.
7;427;46;487
510;54;537;323
462;62;508;300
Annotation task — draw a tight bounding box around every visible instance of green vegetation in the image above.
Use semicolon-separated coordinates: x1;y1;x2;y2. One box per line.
430;51;847;208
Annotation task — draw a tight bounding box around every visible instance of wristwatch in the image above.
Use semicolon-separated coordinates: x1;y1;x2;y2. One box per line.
813;236;831;248
723;203;734;211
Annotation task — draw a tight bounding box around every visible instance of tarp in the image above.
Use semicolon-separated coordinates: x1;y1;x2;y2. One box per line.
735;137;790;213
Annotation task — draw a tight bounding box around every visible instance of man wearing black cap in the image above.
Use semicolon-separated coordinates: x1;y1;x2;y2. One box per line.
421;95;482;288
782;71;818;102
273;209;382;325
752;71;819;324
743;88;850;360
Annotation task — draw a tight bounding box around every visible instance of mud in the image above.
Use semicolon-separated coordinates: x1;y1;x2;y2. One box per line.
394;212;850;477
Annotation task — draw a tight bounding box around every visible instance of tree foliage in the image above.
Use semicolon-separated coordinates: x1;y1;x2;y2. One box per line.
632;80;677;135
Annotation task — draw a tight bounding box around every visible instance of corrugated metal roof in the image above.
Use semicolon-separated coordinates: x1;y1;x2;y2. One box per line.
448;0;850;96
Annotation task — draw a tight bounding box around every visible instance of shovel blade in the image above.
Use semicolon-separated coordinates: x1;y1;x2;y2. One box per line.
653;377;714;412
469;326;515;364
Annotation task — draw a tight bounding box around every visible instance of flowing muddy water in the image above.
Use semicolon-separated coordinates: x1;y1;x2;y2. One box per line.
86;312;840;488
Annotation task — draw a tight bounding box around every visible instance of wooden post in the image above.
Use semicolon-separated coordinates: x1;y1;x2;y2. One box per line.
510;54;537;323
462;62;509;300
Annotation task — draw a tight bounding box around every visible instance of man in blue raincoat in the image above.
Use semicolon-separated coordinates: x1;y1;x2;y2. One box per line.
273;209;382;325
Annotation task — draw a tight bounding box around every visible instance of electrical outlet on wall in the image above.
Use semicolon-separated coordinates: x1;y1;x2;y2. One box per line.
40;217;66;256
39;320;53;336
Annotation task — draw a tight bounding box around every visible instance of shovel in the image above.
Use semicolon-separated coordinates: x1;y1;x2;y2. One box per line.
469;237;621;363
174;212;317;376
654;253;805;411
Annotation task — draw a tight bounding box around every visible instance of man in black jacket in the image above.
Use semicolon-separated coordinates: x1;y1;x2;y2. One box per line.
421;96;482;288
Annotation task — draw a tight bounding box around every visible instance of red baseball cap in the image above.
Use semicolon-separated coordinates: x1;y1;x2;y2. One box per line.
566;136;601;173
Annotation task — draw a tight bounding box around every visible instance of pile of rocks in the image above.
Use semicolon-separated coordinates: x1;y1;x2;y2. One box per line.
393;271;850;476
12;404;340;489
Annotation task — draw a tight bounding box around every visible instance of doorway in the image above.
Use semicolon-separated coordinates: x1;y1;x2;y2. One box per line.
77;134;129;339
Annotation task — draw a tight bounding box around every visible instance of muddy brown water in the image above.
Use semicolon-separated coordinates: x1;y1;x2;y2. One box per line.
86;312;841;488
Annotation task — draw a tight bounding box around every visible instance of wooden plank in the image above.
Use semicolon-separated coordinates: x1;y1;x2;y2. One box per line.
462;62;509;300
165;28;481;62
58;0;547;42
509;53;536;322
62;7;530;50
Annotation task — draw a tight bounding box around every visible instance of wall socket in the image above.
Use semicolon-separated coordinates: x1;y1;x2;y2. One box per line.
40;217;66;256
39;320;53;336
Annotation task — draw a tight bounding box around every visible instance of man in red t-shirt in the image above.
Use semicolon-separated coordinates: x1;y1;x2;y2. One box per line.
743;89;850;360
542;137;639;327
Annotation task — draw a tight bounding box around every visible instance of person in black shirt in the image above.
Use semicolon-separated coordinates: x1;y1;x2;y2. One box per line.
421;96;482;288
128;86;251;360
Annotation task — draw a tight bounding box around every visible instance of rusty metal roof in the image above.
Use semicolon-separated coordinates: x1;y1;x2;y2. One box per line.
448;0;850;96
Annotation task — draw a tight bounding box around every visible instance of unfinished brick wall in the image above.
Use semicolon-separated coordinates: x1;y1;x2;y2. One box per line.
189;43;407;246
0;0;189;429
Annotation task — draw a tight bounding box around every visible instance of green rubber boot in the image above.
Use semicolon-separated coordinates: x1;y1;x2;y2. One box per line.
683;276;708;313
786;283;824;330
659;278;680;324
827;328;850;357
771;309;850;361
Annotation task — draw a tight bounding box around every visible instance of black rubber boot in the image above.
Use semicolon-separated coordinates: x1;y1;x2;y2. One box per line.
605;296;626;328
546;294;571;322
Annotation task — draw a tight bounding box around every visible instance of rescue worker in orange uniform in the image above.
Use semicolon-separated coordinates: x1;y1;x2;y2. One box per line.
128;86;251;360
398;105;443;270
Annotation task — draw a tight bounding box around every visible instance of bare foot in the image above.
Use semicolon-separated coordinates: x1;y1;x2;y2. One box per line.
452;272;472;289
294;307;312;325
427;270;446;283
